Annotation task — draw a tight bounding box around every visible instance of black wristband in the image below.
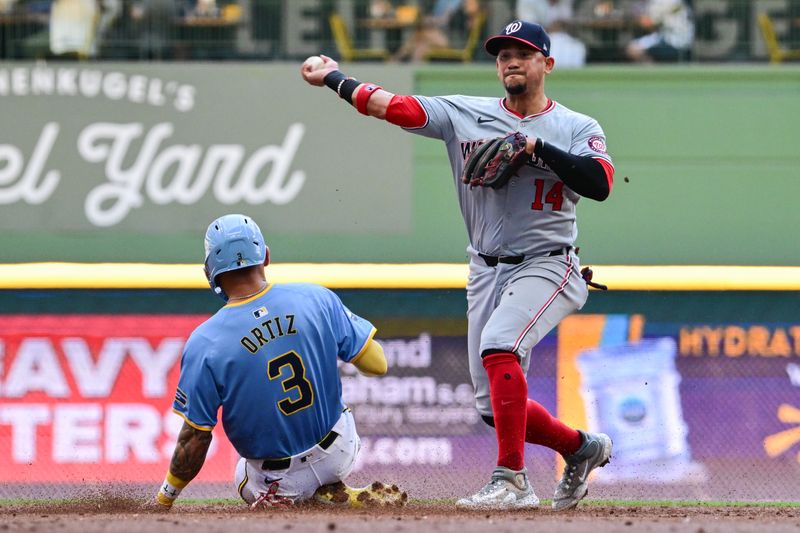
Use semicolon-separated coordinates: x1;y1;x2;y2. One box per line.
323;70;360;103
323;70;346;91
337;79;360;103
533;138;544;155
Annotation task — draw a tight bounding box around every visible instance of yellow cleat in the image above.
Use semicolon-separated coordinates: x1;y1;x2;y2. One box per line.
314;481;408;508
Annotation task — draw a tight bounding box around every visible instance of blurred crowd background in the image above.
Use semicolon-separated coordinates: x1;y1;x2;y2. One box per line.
0;0;797;64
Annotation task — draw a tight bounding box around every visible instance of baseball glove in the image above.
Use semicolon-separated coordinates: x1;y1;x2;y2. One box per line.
462;132;529;189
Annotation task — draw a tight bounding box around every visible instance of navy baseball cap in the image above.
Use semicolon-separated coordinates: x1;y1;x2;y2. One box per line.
484;20;551;57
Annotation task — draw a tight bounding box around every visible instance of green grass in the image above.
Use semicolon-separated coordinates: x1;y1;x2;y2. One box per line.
181;498;242;505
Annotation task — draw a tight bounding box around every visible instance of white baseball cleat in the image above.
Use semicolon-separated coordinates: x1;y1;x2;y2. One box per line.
456;466;539;509
552;431;613;511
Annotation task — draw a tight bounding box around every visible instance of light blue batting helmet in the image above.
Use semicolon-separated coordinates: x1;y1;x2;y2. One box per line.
203;214;267;301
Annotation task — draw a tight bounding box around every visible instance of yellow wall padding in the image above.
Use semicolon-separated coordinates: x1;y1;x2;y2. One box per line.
0;263;798;291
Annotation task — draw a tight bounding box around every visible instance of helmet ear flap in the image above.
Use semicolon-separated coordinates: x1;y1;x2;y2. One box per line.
204;254;228;300
203;255;215;288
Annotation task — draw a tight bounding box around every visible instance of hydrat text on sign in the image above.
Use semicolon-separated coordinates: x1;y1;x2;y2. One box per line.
0;315;236;482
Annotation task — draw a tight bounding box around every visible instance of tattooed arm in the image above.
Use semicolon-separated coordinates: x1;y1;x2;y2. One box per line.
168;422;213;481
155;422;213;509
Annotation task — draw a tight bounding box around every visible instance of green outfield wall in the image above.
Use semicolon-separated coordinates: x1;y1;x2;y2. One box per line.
414;66;800;266
0;64;797;265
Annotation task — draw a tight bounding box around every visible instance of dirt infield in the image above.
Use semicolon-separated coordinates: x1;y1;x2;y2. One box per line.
2;500;799;533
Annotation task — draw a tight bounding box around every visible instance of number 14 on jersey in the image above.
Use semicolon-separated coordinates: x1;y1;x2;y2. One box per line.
531;179;563;211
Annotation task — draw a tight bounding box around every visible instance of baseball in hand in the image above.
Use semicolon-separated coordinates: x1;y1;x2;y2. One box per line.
303;55;325;72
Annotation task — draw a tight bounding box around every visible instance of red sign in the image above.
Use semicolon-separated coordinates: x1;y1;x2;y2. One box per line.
0;315;238;483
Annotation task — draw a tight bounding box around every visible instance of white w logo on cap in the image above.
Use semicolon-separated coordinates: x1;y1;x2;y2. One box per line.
505;21;522;34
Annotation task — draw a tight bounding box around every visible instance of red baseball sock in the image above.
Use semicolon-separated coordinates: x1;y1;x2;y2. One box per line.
483;352;528;471
524;399;582;457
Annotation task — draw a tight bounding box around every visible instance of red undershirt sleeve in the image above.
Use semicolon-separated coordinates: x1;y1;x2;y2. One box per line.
385;95;427;128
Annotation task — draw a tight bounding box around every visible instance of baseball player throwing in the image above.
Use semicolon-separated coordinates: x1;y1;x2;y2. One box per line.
155;214;406;509
301;20;613;510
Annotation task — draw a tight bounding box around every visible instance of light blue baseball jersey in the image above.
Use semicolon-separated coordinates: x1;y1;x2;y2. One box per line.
172;283;376;459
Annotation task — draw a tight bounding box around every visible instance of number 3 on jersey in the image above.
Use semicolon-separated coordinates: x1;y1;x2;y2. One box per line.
268;351;314;415
531;179;563;211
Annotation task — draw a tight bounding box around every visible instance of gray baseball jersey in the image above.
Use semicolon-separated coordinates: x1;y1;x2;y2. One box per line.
404;95;612;416
407;95;612;256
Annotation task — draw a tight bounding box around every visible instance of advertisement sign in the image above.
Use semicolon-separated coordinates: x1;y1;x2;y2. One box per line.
2;313;799;500
0;315;237;483
0;64;413;233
